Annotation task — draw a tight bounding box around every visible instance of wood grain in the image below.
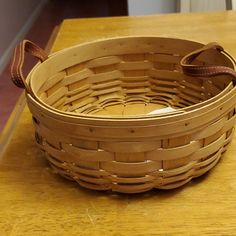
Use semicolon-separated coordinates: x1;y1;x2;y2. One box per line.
1;11;236;235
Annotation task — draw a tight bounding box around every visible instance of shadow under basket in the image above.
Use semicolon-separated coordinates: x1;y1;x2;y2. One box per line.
11;37;236;193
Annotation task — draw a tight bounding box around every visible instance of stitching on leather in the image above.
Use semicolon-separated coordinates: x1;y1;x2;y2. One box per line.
26;42;47;61
10;47;17;80
17;43;24;86
12;46;22;86
185;68;236;77
16;42;25;87
189;65;232;70
11;41;47;89
184;65;236;78
33;52;46;60
190;68;233;73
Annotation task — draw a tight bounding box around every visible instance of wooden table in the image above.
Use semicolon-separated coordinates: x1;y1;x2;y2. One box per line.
1;11;236;236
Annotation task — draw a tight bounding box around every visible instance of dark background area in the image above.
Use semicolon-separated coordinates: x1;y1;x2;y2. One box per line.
0;0;128;132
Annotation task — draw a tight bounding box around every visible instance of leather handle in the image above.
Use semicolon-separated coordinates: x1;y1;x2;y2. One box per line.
180;42;236;79
10;40;48;96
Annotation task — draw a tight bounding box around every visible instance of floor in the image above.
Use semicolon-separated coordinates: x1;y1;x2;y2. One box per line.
0;0;127;133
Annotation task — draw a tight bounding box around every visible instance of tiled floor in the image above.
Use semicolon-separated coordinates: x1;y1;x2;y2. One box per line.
0;0;127;133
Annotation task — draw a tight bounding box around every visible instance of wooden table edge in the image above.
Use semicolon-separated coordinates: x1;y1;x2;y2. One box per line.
0;25;61;158
0;93;26;157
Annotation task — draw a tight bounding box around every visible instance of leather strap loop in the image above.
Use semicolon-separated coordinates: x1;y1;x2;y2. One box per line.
10;40;48;96
180;42;236;79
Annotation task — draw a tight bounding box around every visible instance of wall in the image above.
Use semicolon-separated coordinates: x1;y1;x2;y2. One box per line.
0;0;47;73
233;0;236;9
128;0;177;16
179;0;227;12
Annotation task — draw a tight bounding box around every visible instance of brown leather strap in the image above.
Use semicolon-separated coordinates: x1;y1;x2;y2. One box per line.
180;42;236;79
10;40;48;95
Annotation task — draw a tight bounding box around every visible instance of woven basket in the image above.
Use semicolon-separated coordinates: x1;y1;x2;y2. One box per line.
11;37;236;193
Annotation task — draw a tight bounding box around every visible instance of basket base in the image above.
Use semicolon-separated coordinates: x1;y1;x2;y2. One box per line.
88;102;176;116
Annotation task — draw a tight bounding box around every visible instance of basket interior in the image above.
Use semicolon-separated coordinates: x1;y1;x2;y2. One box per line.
31;37;233;117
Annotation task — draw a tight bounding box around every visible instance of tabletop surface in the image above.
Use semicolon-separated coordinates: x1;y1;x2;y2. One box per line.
1;11;236;236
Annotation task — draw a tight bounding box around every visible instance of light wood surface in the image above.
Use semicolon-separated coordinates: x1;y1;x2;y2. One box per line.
1;11;236;235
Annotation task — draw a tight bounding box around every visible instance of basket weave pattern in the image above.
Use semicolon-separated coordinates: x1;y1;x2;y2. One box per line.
32;105;235;193
12;37;236;193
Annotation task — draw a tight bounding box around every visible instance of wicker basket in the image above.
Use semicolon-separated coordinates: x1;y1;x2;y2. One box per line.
11;37;236;193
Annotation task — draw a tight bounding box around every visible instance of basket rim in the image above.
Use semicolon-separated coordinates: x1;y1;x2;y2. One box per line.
26;35;236;122
26;83;236;126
